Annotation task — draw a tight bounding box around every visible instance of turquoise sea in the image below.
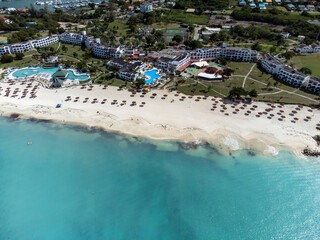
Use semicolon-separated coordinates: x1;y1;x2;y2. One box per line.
0;117;320;240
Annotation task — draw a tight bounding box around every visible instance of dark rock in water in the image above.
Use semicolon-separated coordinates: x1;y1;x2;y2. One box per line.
28;117;52;124
303;148;320;157
10;113;20;119
247;150;256;157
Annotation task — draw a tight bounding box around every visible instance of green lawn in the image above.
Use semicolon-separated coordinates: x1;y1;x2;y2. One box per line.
176;61;319;105
162;9;210;25
288;54;320;78
1;57;38;68
108;20;130;37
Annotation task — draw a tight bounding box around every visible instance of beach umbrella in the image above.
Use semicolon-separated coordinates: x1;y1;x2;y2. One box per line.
306;116;311;120
243;104;247;107
247;110;251;114
280;103;285;106
279;110;284;113
253;105;258;108
104;85;108;88
113;99;117;103
271;105;276;108
122;100;126;104
213;106;217;109
90;86;94;89
258;112;263;115
67;96;71;99
215;101;219;104
223;107;227;110
141;102;146;105
292;110;297;114
235;109;239;112
204;95;209;99
132;101;136;105
294;117;299;121
197;96;201;100
85;97;89;101
164;94;168;97
270;114;274;117
233;103;237;106
177;91;181;94
152;93;157;96
93;98;97;102
298;105;303;108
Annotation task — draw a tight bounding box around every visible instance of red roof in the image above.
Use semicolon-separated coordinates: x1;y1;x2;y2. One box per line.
177;61;191;72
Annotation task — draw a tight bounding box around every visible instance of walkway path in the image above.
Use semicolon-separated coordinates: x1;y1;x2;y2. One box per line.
242;63;256;88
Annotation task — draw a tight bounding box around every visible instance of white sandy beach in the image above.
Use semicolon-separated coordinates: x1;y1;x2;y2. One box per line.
0;81;319;157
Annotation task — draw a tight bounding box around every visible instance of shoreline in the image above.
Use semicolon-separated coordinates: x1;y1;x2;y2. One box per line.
0;82;319;158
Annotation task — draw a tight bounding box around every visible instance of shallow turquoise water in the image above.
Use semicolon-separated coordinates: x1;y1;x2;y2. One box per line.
0;118;320;240
144;70;161;84
12;67;89;80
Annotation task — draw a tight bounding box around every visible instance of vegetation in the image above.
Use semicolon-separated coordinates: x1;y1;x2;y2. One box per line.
174;0;230;10
232;7;320;42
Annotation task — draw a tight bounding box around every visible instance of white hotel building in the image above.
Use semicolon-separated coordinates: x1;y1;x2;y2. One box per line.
190;47;260;62
0;35;59;55
261;53;320;93
294;44;320;53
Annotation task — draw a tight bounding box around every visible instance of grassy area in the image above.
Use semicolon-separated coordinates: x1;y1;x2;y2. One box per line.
1;57;38;68
162;9;210;25
288;54;320;78
177;61;319;105
227;61;254;76
108;20;130;37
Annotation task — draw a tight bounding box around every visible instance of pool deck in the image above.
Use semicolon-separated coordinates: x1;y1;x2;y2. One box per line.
4;67;90;81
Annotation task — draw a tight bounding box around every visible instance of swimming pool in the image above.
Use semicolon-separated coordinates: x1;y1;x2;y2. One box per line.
144;70;161;84
11;67;90;81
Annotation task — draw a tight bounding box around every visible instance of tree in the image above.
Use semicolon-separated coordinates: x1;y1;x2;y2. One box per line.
223;68;234;76
252;42;262;51
172;34;183;44
228;87;247;98
0;55;14;63
73;52;78;58
282;51;296;61
270;46;277;53
135;78;145;88
248;89;258;98
217;56;227;66
299;67;312;75
15;52;24;60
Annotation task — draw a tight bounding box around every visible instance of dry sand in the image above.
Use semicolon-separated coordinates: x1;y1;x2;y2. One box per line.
0;81;319;157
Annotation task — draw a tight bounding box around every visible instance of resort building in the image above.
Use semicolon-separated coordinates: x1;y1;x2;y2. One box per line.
140;2;153;12
294;44;320;53
107;59;145;81
149;49;191;73
190;46;260;62
0;35;59;55
60;32;85;45
261;53;320;93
